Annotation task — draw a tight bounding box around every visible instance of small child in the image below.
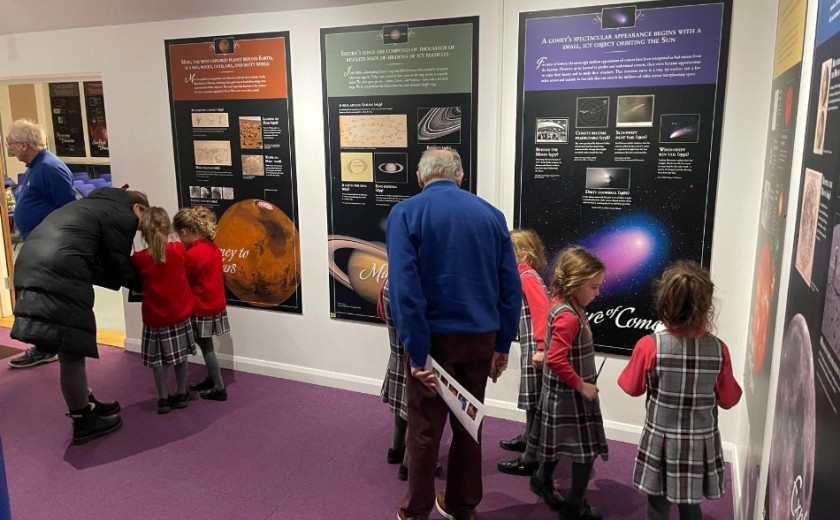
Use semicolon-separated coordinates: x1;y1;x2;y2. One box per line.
131;207;196;415
173;206;230;401
618;261;742;520
528;246;608;520
378;276;409;479
498;230;549;473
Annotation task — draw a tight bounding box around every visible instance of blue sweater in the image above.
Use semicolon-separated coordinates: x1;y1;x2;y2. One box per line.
386;180;521;367
15;150;76;239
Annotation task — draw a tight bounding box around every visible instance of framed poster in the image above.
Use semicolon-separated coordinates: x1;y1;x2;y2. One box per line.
514;0;732;355
165;32;302;313
49;82;86;157
322;17;479;322
83;81;109;157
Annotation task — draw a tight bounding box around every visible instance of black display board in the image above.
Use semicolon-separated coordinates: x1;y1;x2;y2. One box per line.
49;82;86;157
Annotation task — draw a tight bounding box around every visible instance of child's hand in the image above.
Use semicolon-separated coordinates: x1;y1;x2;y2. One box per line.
532;351;545;368
575;381;599;402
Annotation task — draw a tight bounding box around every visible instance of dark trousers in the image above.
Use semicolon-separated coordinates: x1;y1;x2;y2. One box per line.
399;332;496;519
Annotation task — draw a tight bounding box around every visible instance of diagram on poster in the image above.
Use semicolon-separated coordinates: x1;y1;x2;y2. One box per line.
339;114;408;148
795;168;821;286
194;140;232;166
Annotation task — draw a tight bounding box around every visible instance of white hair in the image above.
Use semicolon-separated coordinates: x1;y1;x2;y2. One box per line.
417;148;463;182
7;119;46;149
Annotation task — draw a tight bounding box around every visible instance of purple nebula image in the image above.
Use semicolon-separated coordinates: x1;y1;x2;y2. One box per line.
576;214;669;294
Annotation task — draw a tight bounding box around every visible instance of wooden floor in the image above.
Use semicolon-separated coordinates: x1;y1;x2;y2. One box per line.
0;315;125;347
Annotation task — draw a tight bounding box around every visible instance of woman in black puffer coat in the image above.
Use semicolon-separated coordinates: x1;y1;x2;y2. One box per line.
11;187;149;444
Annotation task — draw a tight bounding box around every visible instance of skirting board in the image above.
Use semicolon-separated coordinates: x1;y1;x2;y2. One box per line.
125;338;740;471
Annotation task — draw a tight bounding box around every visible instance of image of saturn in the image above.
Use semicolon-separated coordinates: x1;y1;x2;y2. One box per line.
767;314;815;520
328;235;388;305
374;152;408;184
214;199;301;308
341;152;374;183
417;107;462;144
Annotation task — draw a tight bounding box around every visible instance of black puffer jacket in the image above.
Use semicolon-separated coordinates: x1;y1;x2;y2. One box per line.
11;188;141;358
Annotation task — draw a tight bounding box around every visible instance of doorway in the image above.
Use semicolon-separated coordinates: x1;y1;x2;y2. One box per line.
0;79;126;346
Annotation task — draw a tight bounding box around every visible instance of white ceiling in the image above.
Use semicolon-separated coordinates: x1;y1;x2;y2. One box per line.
0;0;393;35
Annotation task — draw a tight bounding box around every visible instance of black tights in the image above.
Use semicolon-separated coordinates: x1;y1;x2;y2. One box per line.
534;459;594;502
647;494;702;520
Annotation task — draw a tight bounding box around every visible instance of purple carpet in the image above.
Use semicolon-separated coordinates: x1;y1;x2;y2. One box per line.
0;329;734;519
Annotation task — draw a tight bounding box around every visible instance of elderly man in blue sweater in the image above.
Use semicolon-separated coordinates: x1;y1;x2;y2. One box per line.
388;147;521;520
5;119;77;369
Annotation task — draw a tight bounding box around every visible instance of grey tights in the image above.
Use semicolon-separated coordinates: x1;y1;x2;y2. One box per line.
152;362;188;399
197;337;224;390
59;352;89;411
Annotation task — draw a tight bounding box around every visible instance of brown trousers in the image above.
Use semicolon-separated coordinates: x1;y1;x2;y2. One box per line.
399;332;496;519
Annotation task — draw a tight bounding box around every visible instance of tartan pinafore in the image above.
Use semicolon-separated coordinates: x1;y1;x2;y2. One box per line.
379;281;407;421
535;303;608;464
517;268;549;411
633;331;726;504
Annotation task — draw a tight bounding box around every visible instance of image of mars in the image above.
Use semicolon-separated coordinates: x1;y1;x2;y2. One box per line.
215;199;300;307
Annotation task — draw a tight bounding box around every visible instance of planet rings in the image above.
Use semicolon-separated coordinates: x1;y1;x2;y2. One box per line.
327;235;387;288
418;107;461;141
378;162;405;174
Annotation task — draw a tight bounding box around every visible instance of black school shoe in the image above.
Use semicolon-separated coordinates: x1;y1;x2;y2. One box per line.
387;447;405;465
498;457;538;476
199;388;227;401
157;398;172;415
189;377;214;391
169;393;191;409
499;436;527;452
67;405;122;444
559;499;602;520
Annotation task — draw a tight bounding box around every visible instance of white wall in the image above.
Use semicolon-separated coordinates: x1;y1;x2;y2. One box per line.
0;0;777;500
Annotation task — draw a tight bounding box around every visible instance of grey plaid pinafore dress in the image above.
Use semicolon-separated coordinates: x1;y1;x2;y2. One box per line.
379;281;407;420
517;269;548;411
536;303;608;464
633;331;726;504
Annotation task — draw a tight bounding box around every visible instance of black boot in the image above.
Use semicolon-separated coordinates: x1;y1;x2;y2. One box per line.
66;405;122;445
88;391;120;416
559;498;602;520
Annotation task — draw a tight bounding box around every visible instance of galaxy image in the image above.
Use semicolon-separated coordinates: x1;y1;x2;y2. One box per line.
660;114;701;143
600;6;636;30
417;107;462;144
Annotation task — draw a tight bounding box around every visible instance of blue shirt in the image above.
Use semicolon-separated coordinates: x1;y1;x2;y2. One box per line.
15;150;76;239
386;180;521;367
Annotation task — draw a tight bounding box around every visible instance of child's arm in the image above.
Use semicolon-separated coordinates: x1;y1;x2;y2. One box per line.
546;311;584;389
716;342;743;409
522;274;550;352
618;335;656;396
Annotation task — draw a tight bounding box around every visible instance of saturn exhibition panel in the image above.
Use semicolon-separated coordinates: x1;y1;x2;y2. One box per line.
166;32;302;313
321;17;479;322
513;0;732;355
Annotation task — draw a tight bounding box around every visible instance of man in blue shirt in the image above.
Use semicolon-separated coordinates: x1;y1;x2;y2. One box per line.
388;148;521;520
5;119;77;369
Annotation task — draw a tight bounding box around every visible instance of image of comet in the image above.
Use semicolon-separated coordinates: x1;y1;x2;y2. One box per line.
585;167;630;189
562;214;669;294
616;95;654;127
600;6;636;29
576;97;610;129
660;114;701;143
417;107;462;144
767;314;815;520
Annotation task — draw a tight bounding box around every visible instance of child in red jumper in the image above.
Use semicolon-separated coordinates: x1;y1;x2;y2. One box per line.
132;207;195;415
528;245;608;520
174;206;230;401
618;261;741;520
498;229;550;473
